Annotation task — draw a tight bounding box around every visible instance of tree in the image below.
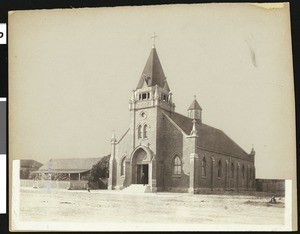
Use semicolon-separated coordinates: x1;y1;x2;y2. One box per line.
20;169;30;179
89;155;110;182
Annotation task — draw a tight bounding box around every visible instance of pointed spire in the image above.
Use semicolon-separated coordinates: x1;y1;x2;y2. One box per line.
130;90;135;103
111;130;117;144
188;95;202;110
168;91;173;103
190;119;198;137
136;47;166;89
250;145;255;156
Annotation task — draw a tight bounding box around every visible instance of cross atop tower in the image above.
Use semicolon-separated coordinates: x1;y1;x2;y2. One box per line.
151;33;158;48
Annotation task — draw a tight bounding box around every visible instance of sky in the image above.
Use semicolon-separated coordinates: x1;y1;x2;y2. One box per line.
8;3;295;179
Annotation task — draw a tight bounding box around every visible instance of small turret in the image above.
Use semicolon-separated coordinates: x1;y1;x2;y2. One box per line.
110;130;117;144
250;146;255;156
130;90;136;103
188;95;202;123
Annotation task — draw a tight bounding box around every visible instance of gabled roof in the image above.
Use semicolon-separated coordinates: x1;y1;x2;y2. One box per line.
188;99;202;110
38;156;109;174
20;159;43;169
137;47;167;89
168;112;249;157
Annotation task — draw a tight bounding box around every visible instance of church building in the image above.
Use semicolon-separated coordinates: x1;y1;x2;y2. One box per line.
108;44;255;193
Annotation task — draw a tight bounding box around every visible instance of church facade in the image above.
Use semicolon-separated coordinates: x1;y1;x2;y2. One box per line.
108;46;255;193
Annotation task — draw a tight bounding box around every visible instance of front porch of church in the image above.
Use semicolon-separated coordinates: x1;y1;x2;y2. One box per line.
108;145;159;193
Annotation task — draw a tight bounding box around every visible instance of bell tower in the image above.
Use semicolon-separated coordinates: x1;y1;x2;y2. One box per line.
128;46;175;112
127;40;175;192
128;42;176;155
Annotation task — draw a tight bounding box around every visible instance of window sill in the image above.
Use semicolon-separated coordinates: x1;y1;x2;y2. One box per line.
172;174;181;178
202;176;207;179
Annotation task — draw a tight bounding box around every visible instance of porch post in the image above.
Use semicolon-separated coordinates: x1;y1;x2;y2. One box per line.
108;131;117;190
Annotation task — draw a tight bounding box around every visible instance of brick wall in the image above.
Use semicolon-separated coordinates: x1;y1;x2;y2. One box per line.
197;148;255;191
255;179;285;195
111;103;256;193
156;110;189;190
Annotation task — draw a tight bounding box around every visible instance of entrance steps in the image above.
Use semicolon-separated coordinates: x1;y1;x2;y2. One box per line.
122;184;151;194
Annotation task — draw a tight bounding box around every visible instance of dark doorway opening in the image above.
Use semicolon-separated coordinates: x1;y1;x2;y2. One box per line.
137;164;149;184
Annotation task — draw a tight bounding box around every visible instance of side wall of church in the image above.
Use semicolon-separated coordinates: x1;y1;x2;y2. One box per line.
196;148;255;193
156;110;193;192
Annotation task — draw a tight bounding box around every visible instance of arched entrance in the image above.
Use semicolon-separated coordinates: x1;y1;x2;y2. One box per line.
131;147;152;185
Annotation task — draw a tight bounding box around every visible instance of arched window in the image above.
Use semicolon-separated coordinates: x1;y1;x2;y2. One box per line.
231;162;234;179
172;156;182;175
201;157;207;177
217;160;222;178
121;158;126;176
242;164;245;179
138;125;142;139
143;124;148;138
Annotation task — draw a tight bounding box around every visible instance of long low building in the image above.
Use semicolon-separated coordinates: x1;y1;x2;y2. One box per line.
37;156;110;189
20;159;43;179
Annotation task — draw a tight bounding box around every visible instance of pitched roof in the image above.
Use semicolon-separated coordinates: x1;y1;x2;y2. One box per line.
20;159;43;169
38;156;108;174
168;112;249;157
188;99;202;110
137;47;167;89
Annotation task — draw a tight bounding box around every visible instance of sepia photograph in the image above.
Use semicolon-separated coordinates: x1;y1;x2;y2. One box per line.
8;3;296;231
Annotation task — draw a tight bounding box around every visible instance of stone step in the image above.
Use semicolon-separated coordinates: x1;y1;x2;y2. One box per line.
122;184;151;193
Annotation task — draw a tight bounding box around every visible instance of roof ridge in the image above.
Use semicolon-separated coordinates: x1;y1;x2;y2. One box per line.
117;128;130;144
162;112;188;136
197;123;249;156
169;112;249;157
172;111;191;120
216;129;249;156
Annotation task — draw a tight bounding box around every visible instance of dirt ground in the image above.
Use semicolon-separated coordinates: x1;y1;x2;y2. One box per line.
16;187;286;231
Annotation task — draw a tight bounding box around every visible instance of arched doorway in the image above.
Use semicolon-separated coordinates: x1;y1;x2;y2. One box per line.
131;147;151;185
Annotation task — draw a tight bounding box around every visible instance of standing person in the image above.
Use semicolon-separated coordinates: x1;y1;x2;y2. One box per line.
87;180;91;192
141;173;146;186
